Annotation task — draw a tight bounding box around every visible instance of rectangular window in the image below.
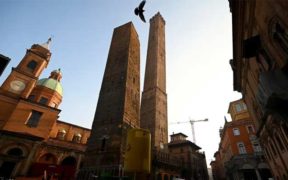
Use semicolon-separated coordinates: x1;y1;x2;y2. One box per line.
235;104;242;112
50;102;57;108
39;97;48;105
233;128;240;136
28;95;35;101
253;143;262;152
237;142;247;154
26;60;38;72
26;110;42;127
235;102;247;112
247;125;254;134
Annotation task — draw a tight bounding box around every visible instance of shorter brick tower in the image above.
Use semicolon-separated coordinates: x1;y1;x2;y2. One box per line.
80;22;140;177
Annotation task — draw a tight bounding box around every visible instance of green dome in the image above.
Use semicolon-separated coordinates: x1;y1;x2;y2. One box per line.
37;78;63;96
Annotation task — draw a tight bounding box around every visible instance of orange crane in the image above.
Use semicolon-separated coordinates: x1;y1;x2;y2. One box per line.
170;118;208;144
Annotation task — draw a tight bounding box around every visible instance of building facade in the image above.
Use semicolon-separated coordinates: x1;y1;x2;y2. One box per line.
211;99;272;180
210;151;225;180
0;40;90;180
229;0;288;179
168;133;209;180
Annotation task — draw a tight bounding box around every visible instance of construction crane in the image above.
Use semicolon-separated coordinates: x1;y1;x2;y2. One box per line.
170;118;208;144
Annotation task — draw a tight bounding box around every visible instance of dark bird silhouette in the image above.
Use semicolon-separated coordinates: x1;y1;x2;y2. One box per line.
134;0;146;23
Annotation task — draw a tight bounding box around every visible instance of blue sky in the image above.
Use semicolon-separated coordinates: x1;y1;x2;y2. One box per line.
0;0;241;165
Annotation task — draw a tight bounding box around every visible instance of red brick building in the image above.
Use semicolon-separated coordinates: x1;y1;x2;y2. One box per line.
211;99;272;180
0;40;90;179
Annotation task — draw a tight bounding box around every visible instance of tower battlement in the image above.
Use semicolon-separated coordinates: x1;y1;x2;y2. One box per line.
150;12;166;25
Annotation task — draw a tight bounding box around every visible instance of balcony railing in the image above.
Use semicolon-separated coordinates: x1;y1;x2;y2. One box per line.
47;138;86;152
224;153;264;170
152;149;182;168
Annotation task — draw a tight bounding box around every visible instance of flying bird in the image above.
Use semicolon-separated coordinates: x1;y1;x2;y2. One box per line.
134;0;146;23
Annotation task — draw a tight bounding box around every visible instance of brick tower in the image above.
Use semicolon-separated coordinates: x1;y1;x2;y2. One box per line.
81;22;140;176
140;13;168;150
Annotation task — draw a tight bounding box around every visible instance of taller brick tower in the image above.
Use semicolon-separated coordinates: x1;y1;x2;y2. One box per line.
140;13;168;150
82;22;140;175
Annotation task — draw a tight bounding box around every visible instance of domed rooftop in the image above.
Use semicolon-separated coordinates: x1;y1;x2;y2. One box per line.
36;78;63;96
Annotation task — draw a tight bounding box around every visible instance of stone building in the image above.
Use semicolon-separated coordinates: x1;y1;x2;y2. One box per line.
168;133;209;180
0;40;90;179
228;0;288;179
211;99;272;180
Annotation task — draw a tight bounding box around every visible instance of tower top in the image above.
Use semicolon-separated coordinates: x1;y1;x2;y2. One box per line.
150;12;165;25
40;37;52;50
115;21;139;38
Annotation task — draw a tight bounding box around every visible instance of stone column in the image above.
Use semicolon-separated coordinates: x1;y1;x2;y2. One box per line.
76;154;83;170
11;161;22;178
20;141;41;175
255;169;262;180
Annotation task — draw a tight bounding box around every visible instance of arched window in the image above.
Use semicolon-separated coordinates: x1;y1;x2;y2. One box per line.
7;148;23;156
157;173;162;180
269;18;288;71
72;133;82;143
273;22;288;55
61;156;77;166
38;153;57;164
164;174;168;180
57;129;66;140
27;60;38;71
0;148;23;178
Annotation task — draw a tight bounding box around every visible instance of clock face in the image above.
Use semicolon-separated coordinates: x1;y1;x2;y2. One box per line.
10;80;26;92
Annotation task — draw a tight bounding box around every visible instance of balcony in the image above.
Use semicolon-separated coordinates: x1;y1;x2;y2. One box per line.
46;138;87;152
224;153;264;170
152;149;182;168
256;69;288;114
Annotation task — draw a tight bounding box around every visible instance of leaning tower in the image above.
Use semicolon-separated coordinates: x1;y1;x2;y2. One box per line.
140;12;168;150
80;22;140;178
